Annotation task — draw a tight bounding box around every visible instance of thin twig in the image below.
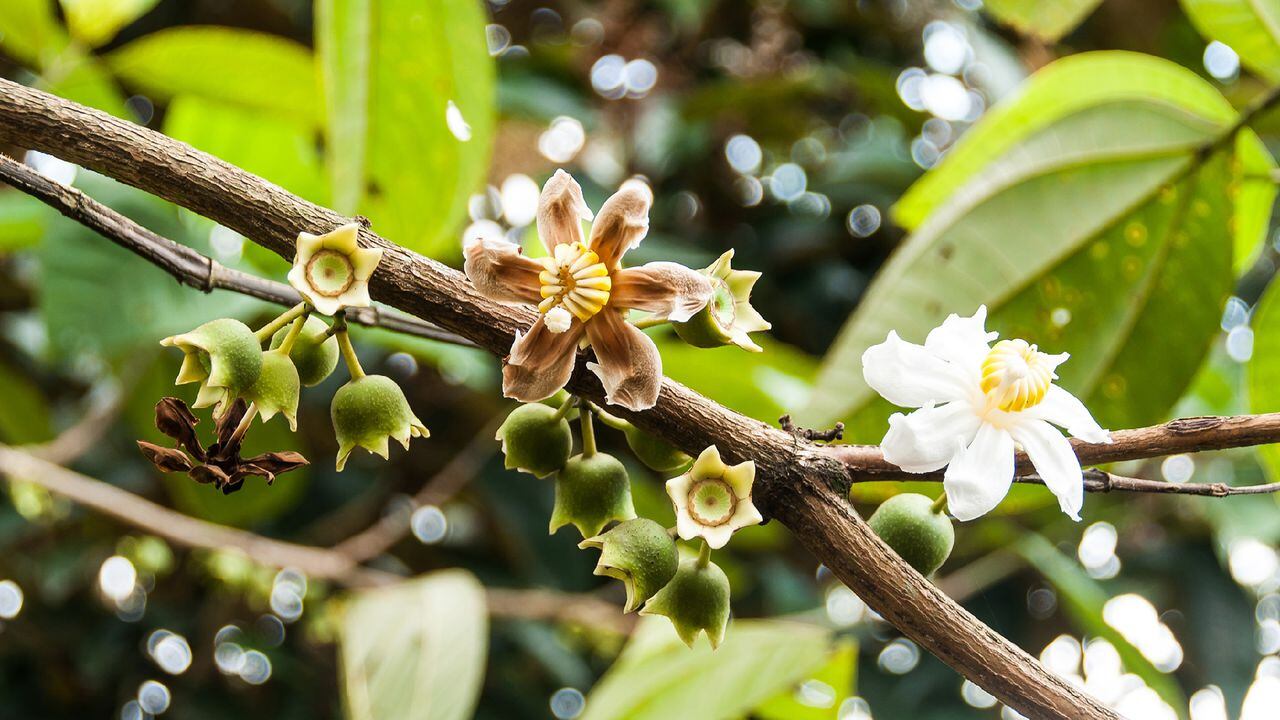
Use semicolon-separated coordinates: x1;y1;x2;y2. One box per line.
0;153;474;348
0;443;630;630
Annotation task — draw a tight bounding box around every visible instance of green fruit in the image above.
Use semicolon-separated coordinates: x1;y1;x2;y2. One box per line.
641;556;731;649
496;403;573;478
271;316;338;386
580;518;679;612
244;349;301;430
331;375;429;471
549;452;636;537
867;493;955;576
624;425;691;473
672;295;734;348
161;318;263;416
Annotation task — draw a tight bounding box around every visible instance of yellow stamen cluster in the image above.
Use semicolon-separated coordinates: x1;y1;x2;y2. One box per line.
539;241;612;322
980;339;1054;412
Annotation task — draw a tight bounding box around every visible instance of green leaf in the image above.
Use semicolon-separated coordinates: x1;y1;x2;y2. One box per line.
41;50;131;119
802;52;1260;432
0;0;68;67
756;638;858;720
981;0;1104;41
1182;0;1280;82
1233;125;1279;273
162;95;326;204
0;361;52;444
58;0;159;47
1014;533;1187;711
655;333;817;424
342;570;488;720
322;0;495;258
106;27;320;126
0;190;46;250
581;617;832;720
1249;279;1280;480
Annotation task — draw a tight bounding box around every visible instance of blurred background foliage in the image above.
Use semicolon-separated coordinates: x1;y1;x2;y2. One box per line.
1;0;1280;718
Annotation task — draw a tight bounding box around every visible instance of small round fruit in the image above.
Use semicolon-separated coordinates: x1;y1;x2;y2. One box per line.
580;518;679;612
867;493;955;576
549;452;636;538
624;425;691;473
640;557;731;648
495;403;573;478
244;349;301;430
271;316;339;386
331;375;429;471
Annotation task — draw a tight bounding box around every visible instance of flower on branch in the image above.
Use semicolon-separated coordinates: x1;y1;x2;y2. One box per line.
673;249;771;352
863;306;1111;521
463;170;713;411
666;445;762;549
287;223;384;316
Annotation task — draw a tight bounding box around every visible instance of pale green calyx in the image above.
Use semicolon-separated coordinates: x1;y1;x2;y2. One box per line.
496;403;574;478
550;452;636;538
271;316;339;387
160;318;263;417
666;445;763;549
673;249;771;352
640;555;731;649
244;349;301;431
330;375;429;471
287;224;384;316
579;518;679;612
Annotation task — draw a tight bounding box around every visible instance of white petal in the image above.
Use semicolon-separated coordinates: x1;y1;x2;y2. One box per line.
1026;385;1111;444
862;331;971;408
674;509;702;542
881;402;982;473
1010;418;1085;521
924;305;997;375
702;525;735;550
943;422;1015;522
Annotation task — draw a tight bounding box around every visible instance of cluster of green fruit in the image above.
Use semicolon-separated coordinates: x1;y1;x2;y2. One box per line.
496;397;749;648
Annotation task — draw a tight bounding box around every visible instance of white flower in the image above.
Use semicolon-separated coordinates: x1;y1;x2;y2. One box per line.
287;223;384;316
666;445;763;548
863;306;1111;522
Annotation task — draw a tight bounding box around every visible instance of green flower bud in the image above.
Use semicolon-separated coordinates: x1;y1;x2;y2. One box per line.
161;318;263;416
868;493;955;577
549;452;636;538
495;403;573;478
624;424;691;473
672;250;770;352
640;555;731;649
579;518;678;612
331;375;429;471
244;349;301;431
270;316;338;387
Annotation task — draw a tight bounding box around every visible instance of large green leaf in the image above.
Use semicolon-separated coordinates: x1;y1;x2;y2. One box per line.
581;617;832;720
341;570;487;720
106;27;320;126
0;191;46;250
1234;131;1279;272
0;0;67;67
58;0;159;47
802;53;1260;434
318;0;495;258
0;361;52;444
1182;0;1280;82
41;49;131;119
982;0;1103;41
755;638;857;720
656;333;817;424
1249;279;1280;480
1014;533;1186;710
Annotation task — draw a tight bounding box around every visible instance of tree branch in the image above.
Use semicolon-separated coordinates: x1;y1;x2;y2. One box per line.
0;78;1117;719
0;153;473;348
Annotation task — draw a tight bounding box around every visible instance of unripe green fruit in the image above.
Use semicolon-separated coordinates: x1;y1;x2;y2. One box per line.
245;349;301;431
549;452;636;538
868;493;955;576
496;403;573;478
641;556;731;649
580;518;679;612
270;316;339;386
624;425;691;473
162;318;263;416
331;375;429;471
672;299;734;349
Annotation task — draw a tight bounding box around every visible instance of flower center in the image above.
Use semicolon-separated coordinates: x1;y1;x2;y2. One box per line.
708;278;737;329
538;241;612;322
688;477;736;527
980;339;1054;412
305;249;356;297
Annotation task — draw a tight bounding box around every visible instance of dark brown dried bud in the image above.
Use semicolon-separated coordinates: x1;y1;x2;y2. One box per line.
155;397;204;461
242;451;309;476
189;464;230;487
215;399;249;446
137;441;194;473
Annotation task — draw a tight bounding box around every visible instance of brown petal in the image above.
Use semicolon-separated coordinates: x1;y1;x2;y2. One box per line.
462;237;545;305
537;169;592;253
588;179;651;268
242;451;310;477
584;309;662;410
155;397;204;461
189;464;231;487
137;441;194;473
502;316;586;402
215;399;249;446
611;262;713;322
